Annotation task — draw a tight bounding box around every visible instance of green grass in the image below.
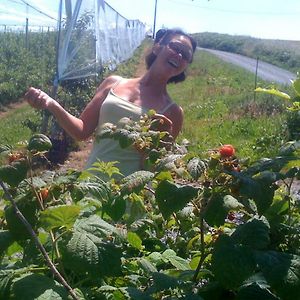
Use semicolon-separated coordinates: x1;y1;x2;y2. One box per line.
0;45;290;164
168;50;288;161
0;104;41;146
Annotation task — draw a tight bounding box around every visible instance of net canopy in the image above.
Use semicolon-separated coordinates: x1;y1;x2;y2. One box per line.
57;0;146;81
0;0;146;82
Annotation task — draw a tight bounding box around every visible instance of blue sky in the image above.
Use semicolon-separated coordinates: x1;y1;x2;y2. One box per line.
1;0;300;41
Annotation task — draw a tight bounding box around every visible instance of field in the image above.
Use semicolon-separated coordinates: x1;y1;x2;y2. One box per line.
0;33;299;300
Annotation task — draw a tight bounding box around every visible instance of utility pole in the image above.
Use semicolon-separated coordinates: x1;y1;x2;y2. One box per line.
152;0;158;39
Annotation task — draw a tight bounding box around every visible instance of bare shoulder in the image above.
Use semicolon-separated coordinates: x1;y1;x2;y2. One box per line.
95;75;123;93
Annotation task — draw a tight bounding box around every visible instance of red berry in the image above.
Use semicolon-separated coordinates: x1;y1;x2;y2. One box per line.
219;144;235;157
227;212;235;221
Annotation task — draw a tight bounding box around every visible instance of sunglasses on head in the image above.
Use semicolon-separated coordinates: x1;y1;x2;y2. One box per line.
167;41;193;63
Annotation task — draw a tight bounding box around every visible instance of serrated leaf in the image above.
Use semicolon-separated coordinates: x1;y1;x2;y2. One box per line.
120;170;154;194
138;258;157;273
255;251;300;300
73;180;110;201
39;205;81;230
127;232;143;249
156;154;183;171
62;231;100;274
255;87;291;100
211;235;256;289
187;157;207;180
12;274;67;300
155;180;199;219
203;194;243;226
231;217;270;250
162;249;191;270
74;215;121;238
103;195;126;221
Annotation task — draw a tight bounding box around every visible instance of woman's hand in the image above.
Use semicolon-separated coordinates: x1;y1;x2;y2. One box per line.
24;87;55;110
151;113;173;134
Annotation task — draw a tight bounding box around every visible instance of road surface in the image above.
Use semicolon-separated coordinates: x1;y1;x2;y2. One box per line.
199;48;297;85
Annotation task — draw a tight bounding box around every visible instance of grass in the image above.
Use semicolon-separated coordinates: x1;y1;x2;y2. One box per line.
0;43;290;164
168;50;288;161
0;104;41;146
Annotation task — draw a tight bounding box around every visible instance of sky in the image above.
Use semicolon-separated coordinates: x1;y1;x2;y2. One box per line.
0;0;300;41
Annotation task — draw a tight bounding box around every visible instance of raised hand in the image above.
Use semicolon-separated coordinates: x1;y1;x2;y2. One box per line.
24;87;55;110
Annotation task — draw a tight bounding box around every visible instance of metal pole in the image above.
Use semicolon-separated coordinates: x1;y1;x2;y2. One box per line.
254;56;259;101
152;0;158;39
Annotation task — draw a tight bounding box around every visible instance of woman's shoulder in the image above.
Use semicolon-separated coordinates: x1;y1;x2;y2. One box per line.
97;75;123;90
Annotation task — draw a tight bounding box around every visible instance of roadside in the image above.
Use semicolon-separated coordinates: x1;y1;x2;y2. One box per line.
199;48;297;85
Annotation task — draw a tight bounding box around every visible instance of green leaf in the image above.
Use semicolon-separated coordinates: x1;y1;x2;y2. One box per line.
0;159;28;187
231;217;270;250
5;199;39;241
62;231;100;274
120;170;154;194
0;270;14;300
187;157;207;180
74;215;121;238
127;232;143;249
103;195;126;221
292;78;300;96
211;235;256;289
203;194;243;226
255;87;291;100
162;249;191;270
12;273;67;300
155;180;199;219
256;251;300;300
237;282;279;300
0;230;14;255
151;272;181;292
73;180;111;201
231;172;275;215
138;258;157;273
39;205;81;230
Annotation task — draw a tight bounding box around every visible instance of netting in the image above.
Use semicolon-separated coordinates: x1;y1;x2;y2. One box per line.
0;0;146;82
56;0;146;81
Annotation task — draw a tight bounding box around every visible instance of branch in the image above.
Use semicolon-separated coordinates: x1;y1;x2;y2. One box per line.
0;180;80;300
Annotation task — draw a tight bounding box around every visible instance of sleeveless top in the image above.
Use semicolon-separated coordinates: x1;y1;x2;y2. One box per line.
85;81;175;179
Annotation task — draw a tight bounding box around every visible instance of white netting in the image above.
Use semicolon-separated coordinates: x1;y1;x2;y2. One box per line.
0;0;146;81
57;0;146;81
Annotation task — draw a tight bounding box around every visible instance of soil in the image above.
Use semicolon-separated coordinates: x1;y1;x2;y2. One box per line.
0;101;27;118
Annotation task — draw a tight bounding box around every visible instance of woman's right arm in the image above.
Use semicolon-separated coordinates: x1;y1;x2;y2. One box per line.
24;75;121;141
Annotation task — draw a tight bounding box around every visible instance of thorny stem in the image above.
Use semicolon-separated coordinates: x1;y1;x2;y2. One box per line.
0;180;80;300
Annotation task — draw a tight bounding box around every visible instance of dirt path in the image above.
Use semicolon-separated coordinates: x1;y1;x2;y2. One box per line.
0;101;27;118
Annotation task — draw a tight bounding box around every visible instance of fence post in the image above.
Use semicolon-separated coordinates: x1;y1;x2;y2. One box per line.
25;18;29;49
254;56;259;101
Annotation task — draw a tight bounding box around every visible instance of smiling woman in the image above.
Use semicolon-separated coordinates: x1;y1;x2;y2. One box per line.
24;28;197;179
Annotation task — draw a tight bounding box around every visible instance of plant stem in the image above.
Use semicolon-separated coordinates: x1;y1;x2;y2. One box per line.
0;180;80;300
193;215;205;282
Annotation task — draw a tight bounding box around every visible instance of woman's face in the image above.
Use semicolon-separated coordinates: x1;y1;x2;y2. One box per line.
157;34;194;76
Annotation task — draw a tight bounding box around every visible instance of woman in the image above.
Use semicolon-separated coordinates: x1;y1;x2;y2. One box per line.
25;28;197;177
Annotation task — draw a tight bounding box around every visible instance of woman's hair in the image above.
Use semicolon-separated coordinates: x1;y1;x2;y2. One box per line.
145;28;197;84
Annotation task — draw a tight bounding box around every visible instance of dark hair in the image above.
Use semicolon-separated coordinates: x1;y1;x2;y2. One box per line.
145;28;197;84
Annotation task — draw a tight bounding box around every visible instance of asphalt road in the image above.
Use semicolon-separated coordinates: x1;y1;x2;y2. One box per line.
199;48;297;86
